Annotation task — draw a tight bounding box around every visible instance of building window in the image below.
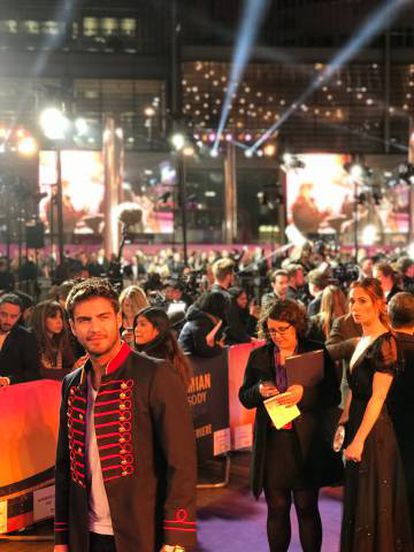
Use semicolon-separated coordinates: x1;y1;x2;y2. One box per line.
41;21;63;35
121;18;136;37
102;17;118;36
22;21;40;34
83;17;99;37
0;20;18;34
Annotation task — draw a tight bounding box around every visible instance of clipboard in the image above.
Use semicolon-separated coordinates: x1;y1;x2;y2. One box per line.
285;349;324;387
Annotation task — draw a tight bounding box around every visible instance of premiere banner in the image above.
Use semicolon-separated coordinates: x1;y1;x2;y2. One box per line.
0;380;61;534
187;351;231;463
228;342;264;450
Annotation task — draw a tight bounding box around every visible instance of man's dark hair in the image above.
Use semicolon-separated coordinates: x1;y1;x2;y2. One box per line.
0;293;23;310
389;292;414;329
194;291;228;320
66;278;119;320
395;256;414;276
272;269;288;282
307;269;328;289
374;261;395;280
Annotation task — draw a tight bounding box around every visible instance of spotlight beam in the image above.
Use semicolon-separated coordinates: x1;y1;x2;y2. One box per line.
212;0;269;154
249;0;411;153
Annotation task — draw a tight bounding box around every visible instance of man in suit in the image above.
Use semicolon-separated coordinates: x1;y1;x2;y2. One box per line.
326;311;362;405
0;293;40;386
306;269;329;317
388;292;414;530
261;269;289;310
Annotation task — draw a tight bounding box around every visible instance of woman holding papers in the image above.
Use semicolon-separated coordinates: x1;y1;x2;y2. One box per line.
340;279;413;551
239;299;342;552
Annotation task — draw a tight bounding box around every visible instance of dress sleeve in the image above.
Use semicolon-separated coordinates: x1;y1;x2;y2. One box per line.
373;333;399;375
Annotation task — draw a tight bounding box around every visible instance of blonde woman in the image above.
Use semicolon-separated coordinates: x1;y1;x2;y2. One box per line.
119;285;149;345
308;285;347;343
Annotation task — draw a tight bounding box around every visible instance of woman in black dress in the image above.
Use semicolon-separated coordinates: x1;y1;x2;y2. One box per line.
239;299;342;552
340;278;413;551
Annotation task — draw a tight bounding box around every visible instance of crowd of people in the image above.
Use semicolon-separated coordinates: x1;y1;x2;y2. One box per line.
1;239;414;551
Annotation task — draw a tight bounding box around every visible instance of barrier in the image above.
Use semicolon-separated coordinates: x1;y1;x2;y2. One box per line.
0;343;261;533
187;351;231;464
0;380;61;534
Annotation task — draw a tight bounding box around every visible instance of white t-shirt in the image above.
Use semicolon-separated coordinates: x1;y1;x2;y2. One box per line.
86;375;114;535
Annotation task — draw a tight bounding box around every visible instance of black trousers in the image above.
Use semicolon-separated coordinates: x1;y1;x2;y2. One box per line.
89;532;117;552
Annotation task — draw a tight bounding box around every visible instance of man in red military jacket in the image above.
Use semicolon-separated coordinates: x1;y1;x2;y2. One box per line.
54;278;196;552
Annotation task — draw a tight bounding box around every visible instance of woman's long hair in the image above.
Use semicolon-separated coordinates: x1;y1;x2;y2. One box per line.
349;278;392;331
319;285;347;338
31;300;75;369
119;285;149;322
133;307;192;387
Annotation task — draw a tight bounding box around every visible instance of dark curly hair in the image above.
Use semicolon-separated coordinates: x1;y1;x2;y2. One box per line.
66;278;119;320
258;298;308;341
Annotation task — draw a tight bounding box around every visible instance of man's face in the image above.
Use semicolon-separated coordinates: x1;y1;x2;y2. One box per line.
361;259;373;276
273;276;289;299
69;297;122;359
0;302;22;334
373;268;391;292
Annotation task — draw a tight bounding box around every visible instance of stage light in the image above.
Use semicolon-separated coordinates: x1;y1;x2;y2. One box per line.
244;149;253;158
209;149;219;158
264;143;276;157
249;0;410;153
208;132;216;142
17;136;38;156
350;164;364;179
75;118;88;136
171;133;185;151
225;133;233;142
40;107;69;140
183;145;195;157
362;224;378;246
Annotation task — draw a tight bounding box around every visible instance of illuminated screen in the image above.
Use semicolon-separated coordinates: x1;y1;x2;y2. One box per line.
286;153;408;243
39;151;105;236
122;159;175;235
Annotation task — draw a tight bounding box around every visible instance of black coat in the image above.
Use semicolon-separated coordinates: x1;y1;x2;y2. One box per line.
54;343;197;552
239;340;342;498
225;301;256;345
0;325;40;383
178;306;223;358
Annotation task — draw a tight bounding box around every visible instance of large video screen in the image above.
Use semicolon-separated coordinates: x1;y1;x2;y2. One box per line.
286;153;409;243
39;151;105;237
122;159;175;235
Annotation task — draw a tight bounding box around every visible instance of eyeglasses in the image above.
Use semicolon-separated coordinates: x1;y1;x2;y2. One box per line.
267;324;292;335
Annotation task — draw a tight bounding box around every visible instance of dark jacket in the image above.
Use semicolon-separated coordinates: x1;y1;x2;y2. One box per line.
54;343;197;552
0;325;40;383
178;305;223;358
225;301;257;345
239;340;342;498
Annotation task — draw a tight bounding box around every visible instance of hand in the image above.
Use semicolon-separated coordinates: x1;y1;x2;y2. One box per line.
121;328;134;344
259;381;279;399
344;438;364;463
54;546;69;552
275;384;304;407
160;546;185;552
0;377;10;388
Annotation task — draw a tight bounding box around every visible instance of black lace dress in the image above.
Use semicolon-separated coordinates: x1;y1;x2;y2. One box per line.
341;333;413;551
